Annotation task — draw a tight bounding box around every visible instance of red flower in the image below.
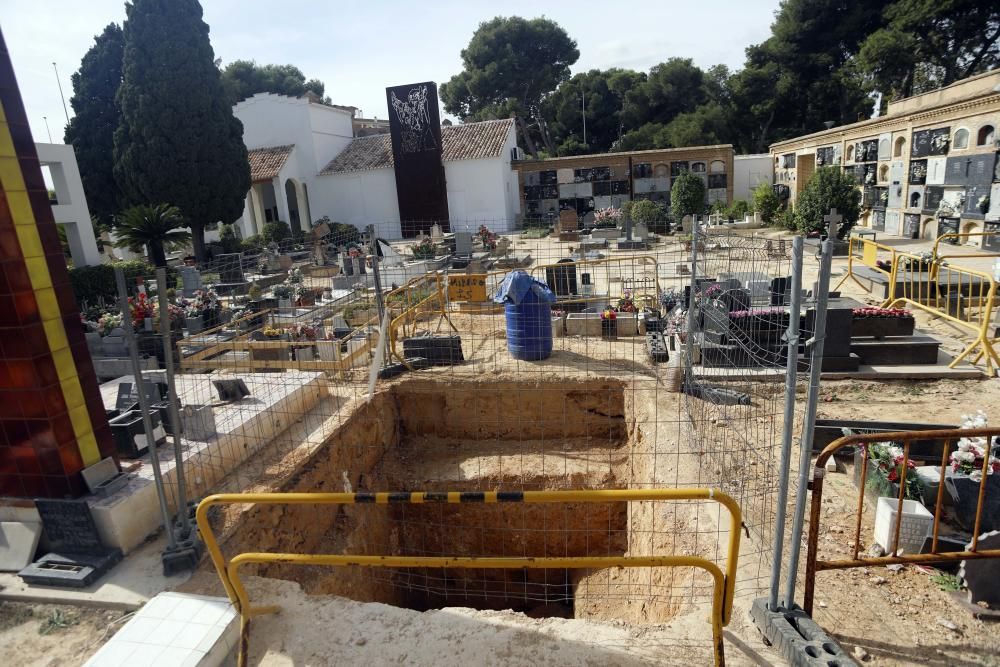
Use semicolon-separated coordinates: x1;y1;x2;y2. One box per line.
887;469;899;482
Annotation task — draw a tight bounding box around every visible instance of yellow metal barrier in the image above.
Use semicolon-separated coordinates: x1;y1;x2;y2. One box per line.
885;249;999;373
385;273;457;368
931;231;1000;261
834;236;897;293
196;488;742;667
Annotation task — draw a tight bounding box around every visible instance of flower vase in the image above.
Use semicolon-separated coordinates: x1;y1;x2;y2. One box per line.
144;317;153;332
278;298;292;312
185;316;203;335
601;318;617;340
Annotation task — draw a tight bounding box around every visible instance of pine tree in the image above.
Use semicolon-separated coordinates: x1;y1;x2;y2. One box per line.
65;24;123;226
114;0;249;263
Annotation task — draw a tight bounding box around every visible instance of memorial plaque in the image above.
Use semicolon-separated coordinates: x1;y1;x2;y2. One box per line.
114;381;162;412
816;146;835;166
904;213;921;239
670;161;689;176
911;127;950;158
539;170;557;185
213;379;250;401
909;160;927;185
923;186;945;212
386;82;449;237
448;274;488;302
35;499;104;554
872;210;886;231
938;217;960;244
983;221;1000;252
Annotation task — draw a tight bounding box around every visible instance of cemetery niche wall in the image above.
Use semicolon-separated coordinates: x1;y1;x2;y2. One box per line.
386;81;449;237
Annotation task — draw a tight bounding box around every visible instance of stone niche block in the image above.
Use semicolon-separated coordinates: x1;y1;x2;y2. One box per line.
615;313;640;336
566;313;602;337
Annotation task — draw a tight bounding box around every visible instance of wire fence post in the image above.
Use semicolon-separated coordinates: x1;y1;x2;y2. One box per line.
784;215;836;607
368;224;385;322
115;267;176;548
684;216;700;379
156;267;190;538
768;235;804;610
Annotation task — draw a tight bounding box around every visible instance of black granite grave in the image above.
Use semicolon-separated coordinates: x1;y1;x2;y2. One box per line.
19;499;122;588
109;410;166;458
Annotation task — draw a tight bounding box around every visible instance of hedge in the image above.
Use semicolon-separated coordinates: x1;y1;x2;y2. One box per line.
68;260;173;310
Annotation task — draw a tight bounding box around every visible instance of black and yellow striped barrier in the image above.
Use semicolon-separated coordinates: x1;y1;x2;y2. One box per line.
196;488;742;666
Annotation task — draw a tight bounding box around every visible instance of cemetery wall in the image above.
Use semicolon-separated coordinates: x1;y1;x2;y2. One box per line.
513;145;735;224
770;71;1000;245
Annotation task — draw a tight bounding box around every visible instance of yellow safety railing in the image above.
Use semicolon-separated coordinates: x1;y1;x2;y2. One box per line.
834;236;897;293
931;231;1000;261
385;273;457;368
884;249;999;373
196;488;742;667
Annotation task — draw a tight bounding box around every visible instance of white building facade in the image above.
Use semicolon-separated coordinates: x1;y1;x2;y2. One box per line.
232;94;520;240
36;143;102;266
732;154;774;202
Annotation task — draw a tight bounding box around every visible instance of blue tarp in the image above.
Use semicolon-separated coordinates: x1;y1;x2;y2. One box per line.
493;270;556;305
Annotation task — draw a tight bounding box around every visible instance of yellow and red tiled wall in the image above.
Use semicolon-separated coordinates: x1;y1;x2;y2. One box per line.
0;28;115;498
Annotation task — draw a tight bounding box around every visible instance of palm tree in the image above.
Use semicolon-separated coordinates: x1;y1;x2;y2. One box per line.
113;204;191;266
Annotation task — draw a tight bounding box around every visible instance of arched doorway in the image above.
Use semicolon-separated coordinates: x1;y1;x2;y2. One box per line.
961;221;981;245
921;217;936;240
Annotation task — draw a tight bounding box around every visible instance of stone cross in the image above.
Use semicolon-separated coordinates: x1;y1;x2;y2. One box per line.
823;208;842;239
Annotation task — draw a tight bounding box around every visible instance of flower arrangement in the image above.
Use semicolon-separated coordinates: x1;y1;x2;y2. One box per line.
96;312;123;336
852;307;912;319
348;246;362;259
593;207;622;228
615;289;637;313
868;442;922;500
411;237;436;259
166;303;186;326
950;411;999;476
128;292;154;329
659;289;681;313
600;309;617;320
262;326;285;338
478;224;497;250
272;284;293;300
286;324;317;341
286;267;304;284
179;288;220;318
701;283;722;299
728;307;786;319
978;195;990;213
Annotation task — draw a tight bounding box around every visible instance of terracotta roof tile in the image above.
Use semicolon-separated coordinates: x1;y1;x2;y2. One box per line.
248;144;294;182
321;119;514;174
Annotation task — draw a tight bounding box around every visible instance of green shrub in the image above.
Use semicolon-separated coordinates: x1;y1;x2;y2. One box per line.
793;167;861;239
625;199;670;233
726;200;751;219
670;172;706;221
777;208;797;231
218;224;241;254
752;182;780;224
69;259;163;309
329;222;361;245
261;220;291;244
240;235;265;254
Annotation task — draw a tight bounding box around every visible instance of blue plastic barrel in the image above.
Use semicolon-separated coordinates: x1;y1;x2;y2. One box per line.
505;289;553;361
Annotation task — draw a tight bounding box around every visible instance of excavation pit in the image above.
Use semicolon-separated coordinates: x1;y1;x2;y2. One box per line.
228;378;681;623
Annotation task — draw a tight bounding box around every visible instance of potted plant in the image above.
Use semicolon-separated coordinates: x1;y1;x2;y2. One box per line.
294;284;316;307
411;237;436;260
273;284;294;311
851;307;915;338
592;207;621;229
478;224;498;250
129;292;155;332
945;411;1000;532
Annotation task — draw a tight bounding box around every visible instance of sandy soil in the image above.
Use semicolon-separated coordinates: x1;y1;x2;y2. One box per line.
9;230;1000;666
0;601;131;667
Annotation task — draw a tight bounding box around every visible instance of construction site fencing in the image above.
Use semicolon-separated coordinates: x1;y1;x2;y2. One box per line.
803;426;1000;615
85;218;812;661
196;488;742;667
834;236;999;373
931;231;1000;261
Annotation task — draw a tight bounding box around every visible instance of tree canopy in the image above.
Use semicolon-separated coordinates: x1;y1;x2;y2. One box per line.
64;23;124;225
220;60;329;105
439;16;579;155
114;0;250;263
793;167;861;238
670;172;707;221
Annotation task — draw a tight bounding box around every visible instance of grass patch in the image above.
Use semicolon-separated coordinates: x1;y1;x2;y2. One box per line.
39;608;79;635
930;573;962;592
520;227;551;239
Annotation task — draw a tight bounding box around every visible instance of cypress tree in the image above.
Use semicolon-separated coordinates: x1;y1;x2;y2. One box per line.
65;23;124;226
114;0;249;262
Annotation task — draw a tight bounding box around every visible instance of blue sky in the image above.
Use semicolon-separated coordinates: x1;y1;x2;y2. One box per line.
2;0;780;144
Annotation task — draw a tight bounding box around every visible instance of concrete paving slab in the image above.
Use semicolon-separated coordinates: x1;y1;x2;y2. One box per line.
0;533;190;610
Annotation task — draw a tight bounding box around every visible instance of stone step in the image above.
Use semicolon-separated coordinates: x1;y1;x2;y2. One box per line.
850;335;940;365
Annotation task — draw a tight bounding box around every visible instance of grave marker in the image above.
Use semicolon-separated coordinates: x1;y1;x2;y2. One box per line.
448;274;488;302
